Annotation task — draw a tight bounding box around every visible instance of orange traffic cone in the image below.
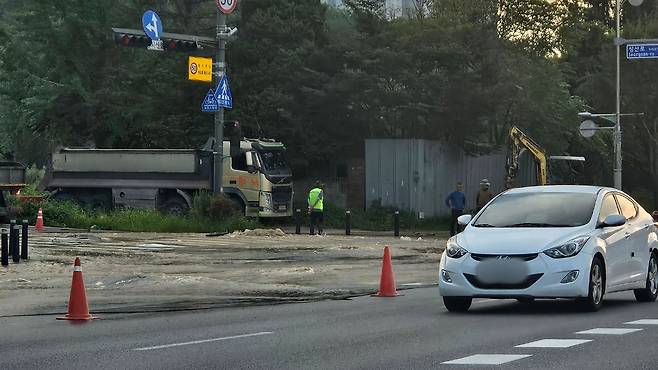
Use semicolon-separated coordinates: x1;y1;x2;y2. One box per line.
374;246;399;297
57;257;95;321
35;208;44;232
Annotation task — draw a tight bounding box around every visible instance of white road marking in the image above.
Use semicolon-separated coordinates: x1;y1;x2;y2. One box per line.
132;331;273;351
576;328;642;335
472;299;498;304
516;339;591;348
442;354;532;365
626;319;658;325
401;283;424;286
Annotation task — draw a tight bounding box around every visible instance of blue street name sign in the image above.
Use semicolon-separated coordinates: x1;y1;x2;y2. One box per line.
142;10;163;41
214;75;233;109
627;44;658;59
202;89;219;112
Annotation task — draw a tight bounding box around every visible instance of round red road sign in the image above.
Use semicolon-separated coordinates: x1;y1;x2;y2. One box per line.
216;0;237;14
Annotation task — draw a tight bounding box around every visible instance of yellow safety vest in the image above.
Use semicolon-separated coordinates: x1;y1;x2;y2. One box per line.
308;188;324;211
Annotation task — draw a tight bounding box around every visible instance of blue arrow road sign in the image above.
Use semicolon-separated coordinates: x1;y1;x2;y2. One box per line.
627;44;658;59
202;89;219;112
142;10;163;41
214;75;233;109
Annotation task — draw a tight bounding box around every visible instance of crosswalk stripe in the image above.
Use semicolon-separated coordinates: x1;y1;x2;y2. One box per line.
442;354;532;365
576;328;642;335
626;319;658;325
516;339;591;348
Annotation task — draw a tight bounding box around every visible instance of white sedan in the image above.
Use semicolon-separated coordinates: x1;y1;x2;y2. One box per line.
439;185;658;312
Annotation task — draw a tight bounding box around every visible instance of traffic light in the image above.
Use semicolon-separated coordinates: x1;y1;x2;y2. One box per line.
162;38;198;52
114;31;151;48
112;28;201;52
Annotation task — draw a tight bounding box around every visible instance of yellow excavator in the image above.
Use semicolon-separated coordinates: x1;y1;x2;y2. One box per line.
505;125;585;189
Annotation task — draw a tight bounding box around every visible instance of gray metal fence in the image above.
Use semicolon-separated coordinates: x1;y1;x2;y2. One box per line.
365;139;534;217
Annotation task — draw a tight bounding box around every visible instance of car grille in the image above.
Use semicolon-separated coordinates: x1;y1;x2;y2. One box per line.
463;273;544;290
470;253;538;262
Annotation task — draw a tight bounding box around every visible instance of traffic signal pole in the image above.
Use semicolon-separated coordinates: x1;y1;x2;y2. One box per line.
214;10;227;194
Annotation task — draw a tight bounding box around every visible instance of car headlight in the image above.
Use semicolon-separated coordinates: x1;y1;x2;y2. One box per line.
446;237;468;259
543;236;590;259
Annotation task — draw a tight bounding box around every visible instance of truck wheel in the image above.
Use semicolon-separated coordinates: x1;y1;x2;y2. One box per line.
161;197;189;216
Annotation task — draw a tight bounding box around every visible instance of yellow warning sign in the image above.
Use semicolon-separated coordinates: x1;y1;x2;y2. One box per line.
188;56;213;82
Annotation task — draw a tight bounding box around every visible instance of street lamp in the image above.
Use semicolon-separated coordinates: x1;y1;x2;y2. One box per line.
614;0;644;189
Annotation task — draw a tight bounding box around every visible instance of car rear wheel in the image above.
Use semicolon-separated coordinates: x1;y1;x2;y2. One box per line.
578;258;605;311
443;297;472;312
634;252;658;302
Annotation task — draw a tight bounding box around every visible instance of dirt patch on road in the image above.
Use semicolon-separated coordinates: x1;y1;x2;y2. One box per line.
0;229;445;316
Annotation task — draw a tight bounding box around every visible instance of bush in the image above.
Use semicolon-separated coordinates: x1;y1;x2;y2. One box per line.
9;196;258;233
191;192;241;221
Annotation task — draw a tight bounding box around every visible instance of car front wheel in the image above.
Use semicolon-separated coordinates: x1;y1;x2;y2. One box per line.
443;297;472;312
578;258;605;311
634;252;658;302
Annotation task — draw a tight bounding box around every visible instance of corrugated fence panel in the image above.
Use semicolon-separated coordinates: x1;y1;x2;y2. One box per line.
366;139;535;217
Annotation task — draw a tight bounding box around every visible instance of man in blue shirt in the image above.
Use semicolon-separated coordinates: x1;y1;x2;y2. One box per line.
445;182;466;236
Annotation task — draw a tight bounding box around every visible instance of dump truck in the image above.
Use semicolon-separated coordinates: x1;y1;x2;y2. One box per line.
0;161;27;221
41;138;293;218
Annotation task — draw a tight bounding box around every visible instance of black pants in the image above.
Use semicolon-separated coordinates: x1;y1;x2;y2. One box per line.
310;210;324;235
449;209;463;236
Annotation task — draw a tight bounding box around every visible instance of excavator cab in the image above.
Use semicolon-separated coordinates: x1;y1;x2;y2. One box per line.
505;126;585;188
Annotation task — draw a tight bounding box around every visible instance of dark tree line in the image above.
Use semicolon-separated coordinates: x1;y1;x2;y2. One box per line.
2;0;658;205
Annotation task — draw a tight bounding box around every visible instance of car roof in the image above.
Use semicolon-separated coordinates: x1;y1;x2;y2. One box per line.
505;185;607;195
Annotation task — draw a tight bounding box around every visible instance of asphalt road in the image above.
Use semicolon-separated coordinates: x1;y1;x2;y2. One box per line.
2;287;658;369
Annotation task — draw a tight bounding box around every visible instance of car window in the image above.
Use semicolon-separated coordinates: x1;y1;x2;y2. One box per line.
598;194;620;224
473;192;596;227
615;194;637;220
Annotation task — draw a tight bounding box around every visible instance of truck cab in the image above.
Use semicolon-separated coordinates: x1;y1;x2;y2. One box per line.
223;139;293;218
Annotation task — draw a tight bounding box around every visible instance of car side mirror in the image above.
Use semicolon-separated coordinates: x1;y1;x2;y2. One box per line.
601;214;626;228
457;214;472;226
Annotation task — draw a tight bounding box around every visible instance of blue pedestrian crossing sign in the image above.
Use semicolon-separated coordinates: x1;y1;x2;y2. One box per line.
201;89;219;112
214;75;233;109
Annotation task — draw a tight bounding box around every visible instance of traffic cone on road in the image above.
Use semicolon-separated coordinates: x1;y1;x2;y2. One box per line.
35;208;44;232
57;257;95;321
374;246;399;297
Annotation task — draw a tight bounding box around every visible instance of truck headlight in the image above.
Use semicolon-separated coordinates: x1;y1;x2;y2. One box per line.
446;237;468;259
543;236;590;259
260;192;273;209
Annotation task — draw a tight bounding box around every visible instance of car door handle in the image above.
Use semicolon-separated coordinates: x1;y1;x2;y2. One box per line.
624;232;631;239
645;224;653;230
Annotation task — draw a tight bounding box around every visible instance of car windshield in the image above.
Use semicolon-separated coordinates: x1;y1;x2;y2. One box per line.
258;149;291;175
473;192;596;227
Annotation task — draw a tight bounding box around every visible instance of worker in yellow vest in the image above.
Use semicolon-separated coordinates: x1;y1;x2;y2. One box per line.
308;181;324;235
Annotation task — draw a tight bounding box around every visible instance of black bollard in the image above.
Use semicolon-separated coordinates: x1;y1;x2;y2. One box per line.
1;229;7;267
394;211;400;237
345;210;351;236
295;209;301;235
21;220;28;260
8;220;16;257
11;225;20;263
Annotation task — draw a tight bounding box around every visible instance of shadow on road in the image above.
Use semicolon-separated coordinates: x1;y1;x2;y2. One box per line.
459;298;640;315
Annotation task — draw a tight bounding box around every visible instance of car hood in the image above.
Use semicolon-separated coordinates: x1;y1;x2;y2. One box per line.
456;226;591;254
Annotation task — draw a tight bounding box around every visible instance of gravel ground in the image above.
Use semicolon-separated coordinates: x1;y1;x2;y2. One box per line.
0;228;446;316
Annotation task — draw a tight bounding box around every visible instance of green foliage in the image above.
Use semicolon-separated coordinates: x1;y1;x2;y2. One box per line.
10;198;258;233
294;201;448;232
191;191;241;220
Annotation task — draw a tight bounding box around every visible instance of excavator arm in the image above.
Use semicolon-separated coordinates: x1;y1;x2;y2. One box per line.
505;126;548;189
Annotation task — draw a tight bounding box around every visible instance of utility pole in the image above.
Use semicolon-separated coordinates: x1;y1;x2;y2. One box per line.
214;9;227;194
615;0;622;190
